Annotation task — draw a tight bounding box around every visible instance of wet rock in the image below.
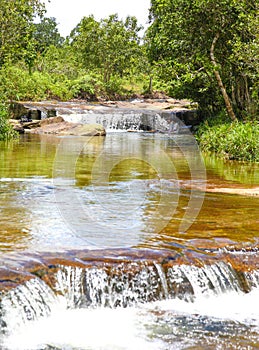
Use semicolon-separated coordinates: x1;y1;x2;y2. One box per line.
39;116;65;126
9;119;25;133
9;99;200;130
206;186;259;197
10;118;43;133
27;118;106;136
21;120;41;129
28;120;73;134
10;101;56;120
0;268;33;292
60;123;106;136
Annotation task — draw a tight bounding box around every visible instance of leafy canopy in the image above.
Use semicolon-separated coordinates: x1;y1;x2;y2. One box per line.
0;0;45;66
71;14;143;83
146;0;259;118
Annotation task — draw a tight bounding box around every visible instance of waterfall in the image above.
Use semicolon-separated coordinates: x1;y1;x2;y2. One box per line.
54;262;259;308
61;110;171;132
166;262;244;302
55;262;165;309
0;278;60;335
1;260;259;341
244;269;259;289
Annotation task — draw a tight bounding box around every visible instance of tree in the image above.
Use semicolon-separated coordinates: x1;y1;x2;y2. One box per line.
33;17;64;54
0;0;45;66
147;0;259;119
71;14;143;84
70;15;102;72
24;16;65;74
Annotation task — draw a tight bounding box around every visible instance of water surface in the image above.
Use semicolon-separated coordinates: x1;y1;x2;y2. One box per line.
1;132;259;350
0;133;258;256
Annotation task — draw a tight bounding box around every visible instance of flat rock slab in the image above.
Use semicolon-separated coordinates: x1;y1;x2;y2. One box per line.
180;179;259;197
206;186;259;196
13;116;106;136
60;123;106;136
12;98;196;114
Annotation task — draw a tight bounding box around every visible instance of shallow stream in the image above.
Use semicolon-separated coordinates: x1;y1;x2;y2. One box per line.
0;132;259;349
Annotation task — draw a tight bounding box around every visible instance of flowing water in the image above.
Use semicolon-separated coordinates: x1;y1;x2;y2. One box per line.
0;129;259;349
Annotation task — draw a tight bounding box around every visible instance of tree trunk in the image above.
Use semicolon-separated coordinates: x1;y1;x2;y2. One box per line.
210;32;237;121
148;76;153;94
243;74;251;113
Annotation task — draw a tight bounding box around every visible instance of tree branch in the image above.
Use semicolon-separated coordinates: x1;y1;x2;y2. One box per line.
210;32;237;121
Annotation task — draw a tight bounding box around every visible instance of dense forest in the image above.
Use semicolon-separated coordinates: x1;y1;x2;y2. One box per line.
0;0;258;160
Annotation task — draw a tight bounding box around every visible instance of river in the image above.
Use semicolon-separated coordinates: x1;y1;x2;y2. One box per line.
0;132;259;349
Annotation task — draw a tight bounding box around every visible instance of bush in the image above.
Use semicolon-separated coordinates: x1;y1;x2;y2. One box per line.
69;74;104;100
196;119;259;162
0;103;17;141
0;65;73;101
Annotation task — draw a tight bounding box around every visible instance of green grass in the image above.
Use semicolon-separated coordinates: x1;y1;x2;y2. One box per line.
196;119;259;162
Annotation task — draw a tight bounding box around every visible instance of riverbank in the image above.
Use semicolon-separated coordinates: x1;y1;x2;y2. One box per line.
196;118;259;162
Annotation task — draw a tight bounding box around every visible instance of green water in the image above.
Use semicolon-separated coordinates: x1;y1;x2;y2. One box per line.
0;133;258;255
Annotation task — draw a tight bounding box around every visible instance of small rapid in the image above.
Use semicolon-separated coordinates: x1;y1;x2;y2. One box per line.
1;259;259;349
61;110;177;133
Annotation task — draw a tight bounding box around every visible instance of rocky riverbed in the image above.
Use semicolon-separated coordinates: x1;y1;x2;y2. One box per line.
10;116;106;136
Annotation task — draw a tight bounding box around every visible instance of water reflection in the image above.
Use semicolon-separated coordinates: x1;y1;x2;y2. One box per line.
0;133;258;255
53;133;206;247
204;154;259;185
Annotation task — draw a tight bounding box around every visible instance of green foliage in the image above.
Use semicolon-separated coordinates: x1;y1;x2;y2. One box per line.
24;17;65;73
147;0;259;119
0;0;45;66
197;120;259;162
0;1;147;101
0;103;17;141
0;64;73;101
38;45;79;79
71;14;143;84
70;73;104;100
70;73;137;100
33;17;64;54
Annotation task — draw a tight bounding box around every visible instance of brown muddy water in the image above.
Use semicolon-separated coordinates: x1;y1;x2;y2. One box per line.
0;132;259;350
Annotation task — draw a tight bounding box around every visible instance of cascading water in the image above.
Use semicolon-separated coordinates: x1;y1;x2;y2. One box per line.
1;259;259;349
0;278;60;335
61;110;173;132
55;262;165;309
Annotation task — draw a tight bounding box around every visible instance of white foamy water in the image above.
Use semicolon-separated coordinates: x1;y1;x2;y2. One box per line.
4;287;259;350
154;288;259;326
61;111;170;133
4;302;162;350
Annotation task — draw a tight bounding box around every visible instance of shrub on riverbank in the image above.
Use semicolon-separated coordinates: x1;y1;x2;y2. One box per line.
0;64;144;102
0;65;74;101
196;119;259;162
0;104;17;141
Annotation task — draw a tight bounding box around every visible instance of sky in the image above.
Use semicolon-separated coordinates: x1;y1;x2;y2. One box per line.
44;0;151;37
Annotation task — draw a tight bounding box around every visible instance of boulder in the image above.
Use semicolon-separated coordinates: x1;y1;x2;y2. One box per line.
27;119;106;136
39;116;65;126
60;123;106;136
9;119;25;133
